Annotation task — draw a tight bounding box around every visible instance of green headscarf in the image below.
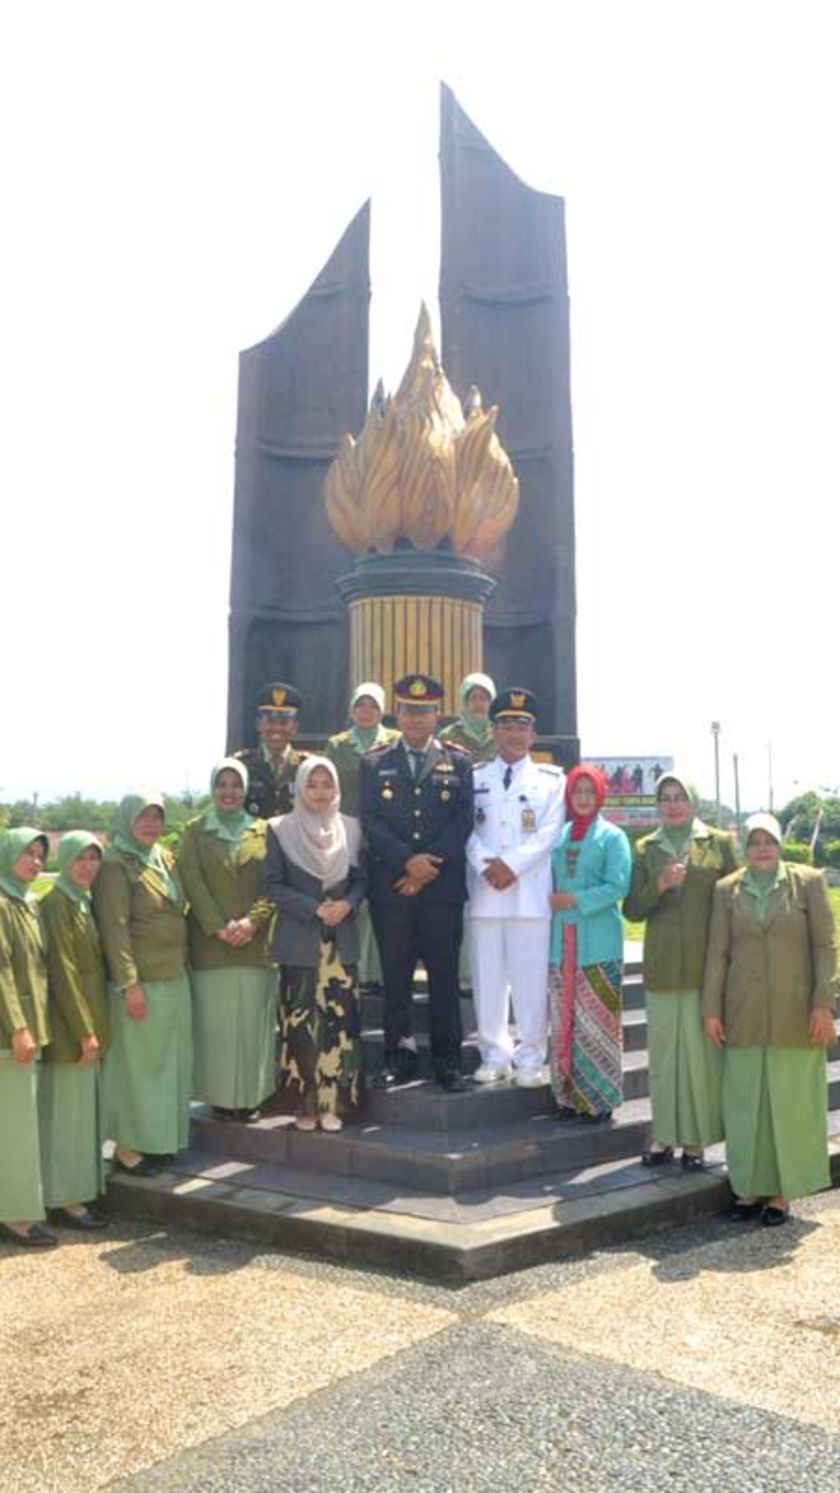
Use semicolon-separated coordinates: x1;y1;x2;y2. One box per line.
653;772;702;857
205;758;253;844
55;830;103;909
0;826;49;905
346;682;388;755
111;791;177;898
744;813;784;924
456;672;496;747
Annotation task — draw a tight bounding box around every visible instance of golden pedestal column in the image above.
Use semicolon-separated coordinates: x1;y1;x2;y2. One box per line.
337;551;496;715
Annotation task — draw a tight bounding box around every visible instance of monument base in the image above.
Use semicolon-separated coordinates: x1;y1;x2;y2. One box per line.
336;549;496;716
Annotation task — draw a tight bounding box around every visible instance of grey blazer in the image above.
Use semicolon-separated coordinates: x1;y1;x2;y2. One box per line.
264;836;367;969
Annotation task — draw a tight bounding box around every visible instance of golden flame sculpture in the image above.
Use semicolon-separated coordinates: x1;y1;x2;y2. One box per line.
325;304;519;562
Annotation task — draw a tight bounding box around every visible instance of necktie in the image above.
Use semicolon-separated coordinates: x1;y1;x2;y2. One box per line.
410;749;425;780
503;764;513;790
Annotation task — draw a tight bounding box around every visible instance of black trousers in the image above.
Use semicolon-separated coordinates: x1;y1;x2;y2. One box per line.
369;898;464;1074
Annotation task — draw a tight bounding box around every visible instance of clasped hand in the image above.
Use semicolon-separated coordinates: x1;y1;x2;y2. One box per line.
482;857;516;891
549;890;576;911
316;899;351;926
216;918;256;948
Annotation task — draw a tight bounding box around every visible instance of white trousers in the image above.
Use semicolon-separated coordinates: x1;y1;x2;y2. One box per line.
468;917;551;1071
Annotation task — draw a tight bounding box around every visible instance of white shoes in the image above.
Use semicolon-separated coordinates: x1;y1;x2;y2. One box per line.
319;1113;343;1132
513;1066;547;1089
472;1063;512;1085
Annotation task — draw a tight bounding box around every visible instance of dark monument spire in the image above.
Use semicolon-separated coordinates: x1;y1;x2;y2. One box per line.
227;201;370;747
439;84;578;747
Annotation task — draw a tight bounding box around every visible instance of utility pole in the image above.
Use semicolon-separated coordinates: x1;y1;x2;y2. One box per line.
711;721;721;827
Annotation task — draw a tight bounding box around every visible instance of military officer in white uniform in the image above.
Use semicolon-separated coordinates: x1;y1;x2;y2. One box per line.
466;689;566;1085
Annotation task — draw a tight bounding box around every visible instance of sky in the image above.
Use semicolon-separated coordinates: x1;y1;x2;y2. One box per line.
3;1;839;811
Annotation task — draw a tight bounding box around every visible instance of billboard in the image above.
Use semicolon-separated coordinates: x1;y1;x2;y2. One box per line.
589;756;674;828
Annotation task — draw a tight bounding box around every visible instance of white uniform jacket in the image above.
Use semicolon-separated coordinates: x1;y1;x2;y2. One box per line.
466;756;566;920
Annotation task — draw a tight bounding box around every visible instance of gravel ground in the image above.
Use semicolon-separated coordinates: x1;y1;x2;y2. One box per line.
5;1193;840;1491
122;1322;840;1493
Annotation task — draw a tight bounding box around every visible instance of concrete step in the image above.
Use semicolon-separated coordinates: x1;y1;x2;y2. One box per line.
104;1137;840;1284
357;1045;652;1121
104;1151;733;1283
189;1099;655;1192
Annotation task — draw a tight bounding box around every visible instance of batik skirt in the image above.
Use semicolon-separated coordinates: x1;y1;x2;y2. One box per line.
549;925;623;1116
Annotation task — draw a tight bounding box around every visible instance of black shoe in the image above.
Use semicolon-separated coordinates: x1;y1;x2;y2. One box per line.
437;1069;466;1093
144;1153;174;1167
51;1207;108;1232
681;1150;706;1171
762;1204;790;1227
641;1146;674;1167
554;1105;579;1122
372;1068;412;1090
579;1110;612;1125
212;1106;237;1121
235;1108;262;1124
0;1222;58;1249
728;1198;764;1222
112;1156;160;1178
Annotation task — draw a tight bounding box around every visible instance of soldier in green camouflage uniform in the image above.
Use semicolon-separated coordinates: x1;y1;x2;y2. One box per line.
232;682;308;819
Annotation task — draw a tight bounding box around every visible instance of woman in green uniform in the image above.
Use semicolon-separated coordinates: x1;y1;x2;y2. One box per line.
624;772;737;1169
325;683;398;987
703;813;836;1225
178;759;276;1122
0;827;55;1248
40;831;109;1230
325;683;399;817
439;672;497;764
93;792;191;1176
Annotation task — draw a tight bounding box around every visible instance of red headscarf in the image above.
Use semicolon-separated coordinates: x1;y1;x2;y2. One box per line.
565;764;607;841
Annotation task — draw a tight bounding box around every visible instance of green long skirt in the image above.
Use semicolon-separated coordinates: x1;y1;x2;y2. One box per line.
646;989;723;1148
724;1045;830;1201
0;1050;44;1221
102;974;193;1154
38;1062;104;1208
357;901;383;987
191;966;277;1109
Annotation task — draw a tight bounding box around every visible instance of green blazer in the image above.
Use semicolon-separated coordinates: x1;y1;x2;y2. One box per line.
624;823;738;993
177;815;274;971
41;886;110;1062
0;891;49;1049
702;864;837;1047
325;728;400;817
438;721;496;764
92;847;187;986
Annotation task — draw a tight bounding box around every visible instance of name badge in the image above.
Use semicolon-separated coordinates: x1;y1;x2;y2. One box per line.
521;807;537;833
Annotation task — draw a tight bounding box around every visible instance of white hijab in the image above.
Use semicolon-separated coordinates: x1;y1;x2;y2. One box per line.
271;756;360;887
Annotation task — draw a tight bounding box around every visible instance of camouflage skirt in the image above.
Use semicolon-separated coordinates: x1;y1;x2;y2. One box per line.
278;936;363;1118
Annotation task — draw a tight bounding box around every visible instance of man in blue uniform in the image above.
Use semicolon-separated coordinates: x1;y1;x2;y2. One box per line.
360;675;474;1091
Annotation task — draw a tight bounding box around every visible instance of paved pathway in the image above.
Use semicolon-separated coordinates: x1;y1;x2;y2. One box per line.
4;1189;840;1491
